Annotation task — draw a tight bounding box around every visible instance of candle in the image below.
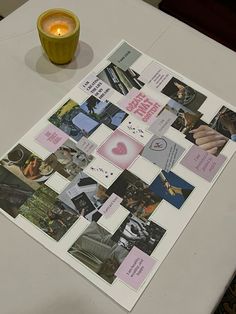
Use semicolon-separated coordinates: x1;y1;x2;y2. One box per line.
37;9;80;64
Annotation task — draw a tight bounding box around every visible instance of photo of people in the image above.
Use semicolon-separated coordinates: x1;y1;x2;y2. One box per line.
58;172;109;222
185;119;229;156
111;213;166;255
149;171;194;209
19;185;79;241
97;63;144;95
80;96;128;130
0;144;57;190
68;222;129;284
209;106;236;141
49;99;100;142
53;139;93;181
0;165;34;218
107;170;162;221
165;99;202;135
161;77;207;113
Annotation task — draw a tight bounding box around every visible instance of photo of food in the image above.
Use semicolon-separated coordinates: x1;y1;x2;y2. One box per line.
107;170;162;221
97;63;144;95
19;185;80;241
165;99;202;135
53;139;93;181
68;222;129;284
161;77;207;113
0;165;34;218
0;144;57;190
111;213;166;255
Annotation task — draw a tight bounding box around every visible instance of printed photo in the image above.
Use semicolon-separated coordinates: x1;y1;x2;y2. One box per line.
53;139;93;181
209;106;236;141
161;77;207;112
0;144;57;190
59;172;109;222
111;213;166;255
0;165;34;218
185;119;229;156
97;63;144;95
19;185;79;241
80;96;128;130
165;99;202;135
149;171;194;209
49;99;100;141
68;222;129;284
107;170;162;221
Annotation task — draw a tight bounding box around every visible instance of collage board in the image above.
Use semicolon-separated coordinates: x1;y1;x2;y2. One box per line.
0;41;236;310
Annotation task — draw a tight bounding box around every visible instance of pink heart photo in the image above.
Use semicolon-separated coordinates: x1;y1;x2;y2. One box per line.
112;142;127;155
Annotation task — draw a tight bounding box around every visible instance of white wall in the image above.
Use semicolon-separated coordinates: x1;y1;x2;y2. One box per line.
0;0;28;17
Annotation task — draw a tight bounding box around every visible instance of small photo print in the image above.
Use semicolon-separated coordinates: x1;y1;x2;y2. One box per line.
80;96;128;130
97;129;144;169
68;221;129;284
185;120;229;156
0;165;34;218
53;139;93;181
49;99;100;142
107;170;162;221
149;171;194;209
19;185;80;241
209;106;236;141
58;172;109;222
161;77;207;112
97;63;144;95
0;144;57;189
166;99;202;135
111;213;166;255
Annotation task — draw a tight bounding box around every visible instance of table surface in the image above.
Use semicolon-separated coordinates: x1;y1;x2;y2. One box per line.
0;1;236;313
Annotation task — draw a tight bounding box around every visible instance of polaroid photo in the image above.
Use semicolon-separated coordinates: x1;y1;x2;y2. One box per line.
97;63;144;96
0;165;34;218
107;170;162;221
149;171;194;209
68;221;129;284
161;77;207;113
19;185;80;241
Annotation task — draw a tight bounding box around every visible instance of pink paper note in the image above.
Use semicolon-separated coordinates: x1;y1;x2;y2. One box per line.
180;145;226;182
98;193;122;217
115;246;156;290
35;125;69;152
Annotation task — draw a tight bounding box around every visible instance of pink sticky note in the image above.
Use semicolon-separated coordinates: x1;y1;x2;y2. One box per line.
180;145;226;182
98;193;122;217
115;246;156;290
118;88;163;125
35;125;69;152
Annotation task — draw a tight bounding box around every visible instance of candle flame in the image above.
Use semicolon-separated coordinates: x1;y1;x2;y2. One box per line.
57;28;61;36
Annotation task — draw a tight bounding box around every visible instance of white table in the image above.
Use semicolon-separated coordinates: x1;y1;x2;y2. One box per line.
0;1;236;313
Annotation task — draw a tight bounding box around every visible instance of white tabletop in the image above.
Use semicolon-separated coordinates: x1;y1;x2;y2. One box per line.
0;1;236;313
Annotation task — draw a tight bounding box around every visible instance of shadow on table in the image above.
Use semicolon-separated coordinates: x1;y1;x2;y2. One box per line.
24;41;94;82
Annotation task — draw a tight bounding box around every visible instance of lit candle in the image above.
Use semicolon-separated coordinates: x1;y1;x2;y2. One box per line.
37;9;80;64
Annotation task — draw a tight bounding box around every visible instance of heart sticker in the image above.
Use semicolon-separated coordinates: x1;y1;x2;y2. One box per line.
112;142;127;155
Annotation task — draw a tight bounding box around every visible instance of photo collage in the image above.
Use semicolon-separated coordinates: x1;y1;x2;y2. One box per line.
0;41;235;310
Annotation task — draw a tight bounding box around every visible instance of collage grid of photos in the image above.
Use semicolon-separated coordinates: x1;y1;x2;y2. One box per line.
0;42;236;302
